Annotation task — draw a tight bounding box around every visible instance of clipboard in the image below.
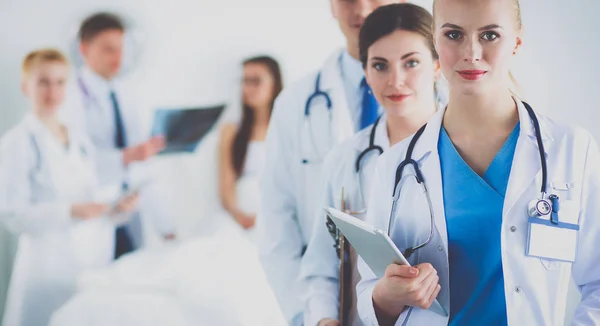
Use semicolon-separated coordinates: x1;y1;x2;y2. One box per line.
338;188;351;325
151;104;225;154
325;207;448;317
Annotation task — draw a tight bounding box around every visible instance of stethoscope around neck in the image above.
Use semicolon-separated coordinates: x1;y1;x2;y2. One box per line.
388;101;555;259
77;75;95;105
302;72;333;164
345;116;385;215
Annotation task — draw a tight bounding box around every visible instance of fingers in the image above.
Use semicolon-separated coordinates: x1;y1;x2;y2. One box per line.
418;274;440;309
243;218;255;229
428;284;442;305
148;136;166;152
150;135;166;146
385;264;419;278
384;262;440;310
125;193;139;206
118;197;138;213
414;263;437;284
84;204;109;219
318;319;340;326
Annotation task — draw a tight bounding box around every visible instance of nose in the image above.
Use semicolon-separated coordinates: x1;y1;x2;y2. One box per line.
388;65;406;88
356;0;373;20
462;37;482;63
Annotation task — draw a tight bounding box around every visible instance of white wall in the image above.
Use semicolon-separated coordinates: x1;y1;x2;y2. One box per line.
0;0;598;323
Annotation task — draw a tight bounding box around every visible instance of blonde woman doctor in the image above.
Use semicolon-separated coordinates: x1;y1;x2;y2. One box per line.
357;0;600;325
300;3;443;326
0;49;137;326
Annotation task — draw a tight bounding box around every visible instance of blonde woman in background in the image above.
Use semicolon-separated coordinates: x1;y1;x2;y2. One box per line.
0;49;137;326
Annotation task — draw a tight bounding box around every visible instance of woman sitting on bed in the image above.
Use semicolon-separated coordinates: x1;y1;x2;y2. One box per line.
49;56;287;326
218;55;282;234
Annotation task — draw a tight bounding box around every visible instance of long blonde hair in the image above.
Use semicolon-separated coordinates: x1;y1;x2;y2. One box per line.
432;0;524;99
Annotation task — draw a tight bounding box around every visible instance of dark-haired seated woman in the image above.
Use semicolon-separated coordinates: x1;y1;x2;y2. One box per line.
218;56;283;240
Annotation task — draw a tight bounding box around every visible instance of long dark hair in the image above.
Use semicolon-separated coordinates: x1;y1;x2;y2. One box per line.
232;56;282;177
359;3;438;68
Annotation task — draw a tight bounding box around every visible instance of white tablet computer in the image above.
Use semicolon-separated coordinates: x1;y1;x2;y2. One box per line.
325;207;447;317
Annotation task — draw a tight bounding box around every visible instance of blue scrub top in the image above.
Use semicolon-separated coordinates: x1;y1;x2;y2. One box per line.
438;123;520;326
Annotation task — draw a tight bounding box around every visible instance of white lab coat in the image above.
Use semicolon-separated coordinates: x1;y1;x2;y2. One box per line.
256;49;356;325
300;115;389;326
61;66;175;245
357;99;600;325
0;113;115;326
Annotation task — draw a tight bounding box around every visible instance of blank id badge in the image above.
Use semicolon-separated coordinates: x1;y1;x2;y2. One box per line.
526;217;579;263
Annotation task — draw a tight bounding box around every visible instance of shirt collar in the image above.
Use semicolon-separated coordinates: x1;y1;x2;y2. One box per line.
340;50;364;91
79;65;114;99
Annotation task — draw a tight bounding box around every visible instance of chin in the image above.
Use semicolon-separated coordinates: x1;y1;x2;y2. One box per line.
384;101;412;118
38;106;60;115
452;82;484;97
106;68;120;79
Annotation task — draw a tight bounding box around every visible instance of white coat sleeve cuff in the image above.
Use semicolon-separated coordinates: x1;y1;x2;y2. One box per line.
304;279;339;326
358;284;409;326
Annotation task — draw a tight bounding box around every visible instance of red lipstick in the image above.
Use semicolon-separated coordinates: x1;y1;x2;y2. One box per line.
458;70;487;80
387;94;410;102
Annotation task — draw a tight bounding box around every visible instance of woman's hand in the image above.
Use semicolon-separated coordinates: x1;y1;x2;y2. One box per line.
372;263;441;325
318;318;339;326
71;203;110;220
234;211;256;229
113;193;139;214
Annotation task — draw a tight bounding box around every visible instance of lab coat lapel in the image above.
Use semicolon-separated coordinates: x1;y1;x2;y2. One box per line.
24;114;66;197
320;50;354;143
503;100;553;217
410;109;449;247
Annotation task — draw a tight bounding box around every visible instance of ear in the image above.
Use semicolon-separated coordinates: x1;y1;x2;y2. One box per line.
79;41;87;57
433;59;442;80
513;26;524;55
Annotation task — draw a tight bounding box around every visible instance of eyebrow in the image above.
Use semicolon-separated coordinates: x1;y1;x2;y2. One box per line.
371;52;420;62
440;23;503;31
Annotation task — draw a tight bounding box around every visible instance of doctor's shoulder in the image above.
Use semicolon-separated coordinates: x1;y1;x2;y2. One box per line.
321;128;372;178
536;112;597;155
271;70;320;117
0;121;35;163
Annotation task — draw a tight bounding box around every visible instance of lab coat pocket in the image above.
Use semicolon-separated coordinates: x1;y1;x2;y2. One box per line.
551;181;576;200
539;199;580;271
303;162;324;201
540;259;570;271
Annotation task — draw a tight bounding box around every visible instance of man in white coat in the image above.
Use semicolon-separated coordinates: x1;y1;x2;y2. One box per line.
62;12;176;259
255;1;398;325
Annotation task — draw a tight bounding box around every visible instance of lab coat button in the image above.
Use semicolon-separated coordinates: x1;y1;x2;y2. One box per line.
510;226;517;232
515;286;522;293
437;245;443;251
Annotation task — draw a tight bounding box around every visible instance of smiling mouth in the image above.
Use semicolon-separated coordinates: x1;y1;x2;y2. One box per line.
457;70;487;80
387;94;410;102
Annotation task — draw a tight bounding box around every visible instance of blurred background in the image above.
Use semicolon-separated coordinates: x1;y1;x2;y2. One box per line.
0;0;598;323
